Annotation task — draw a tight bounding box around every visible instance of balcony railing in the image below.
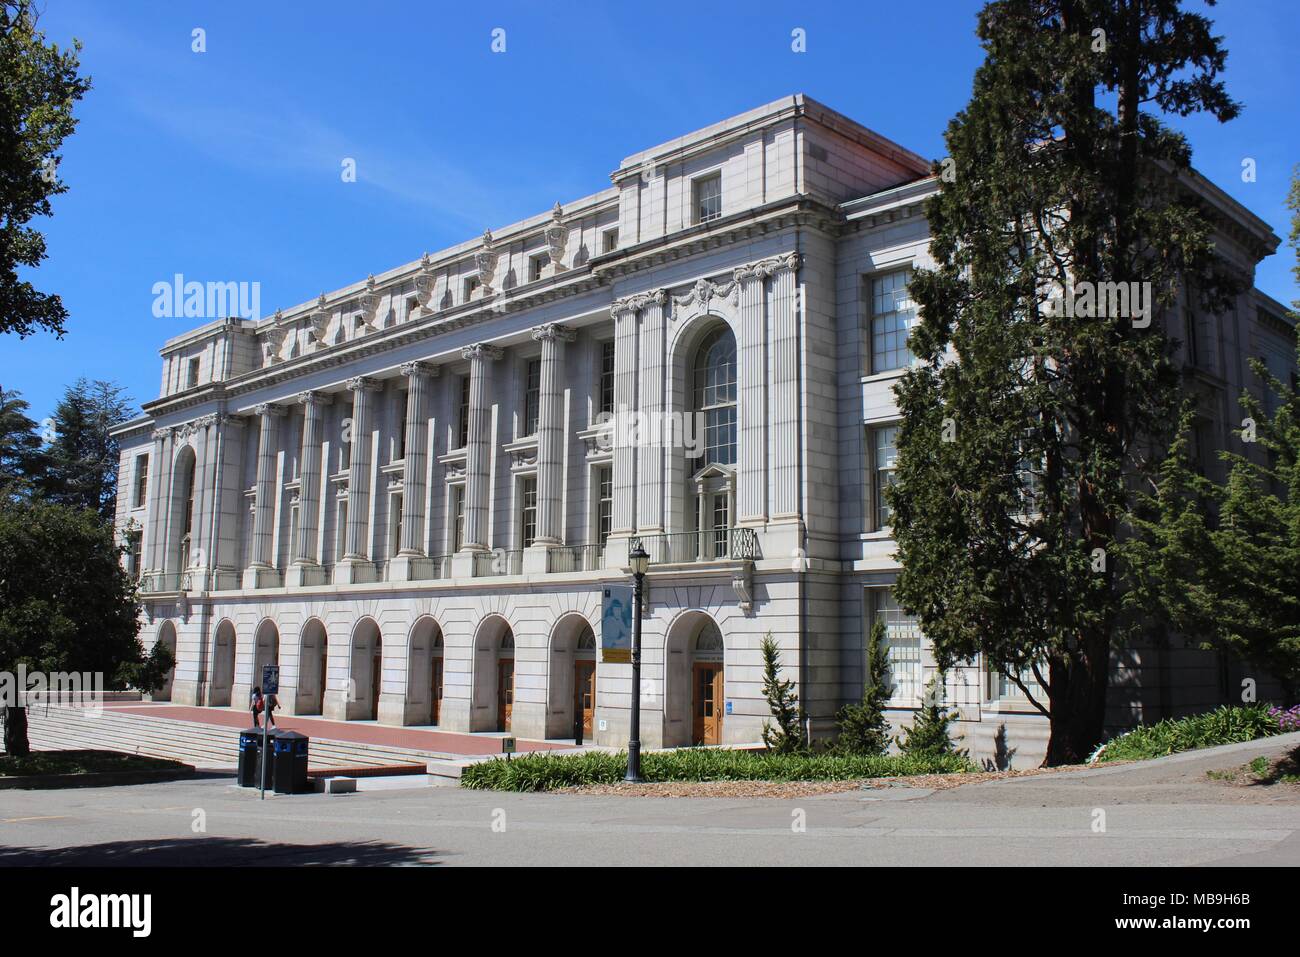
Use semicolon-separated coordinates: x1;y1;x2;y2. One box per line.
473;549;524;577
547;543;605;573
629;527;759;565
138;572;187;594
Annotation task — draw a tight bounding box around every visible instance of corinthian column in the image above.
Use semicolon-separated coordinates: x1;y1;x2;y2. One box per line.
242;402;286;588
531;324;575;546
633;292;667;535
334;376;382;584
459;343;502;553
286;390;331;587
390;361;439;581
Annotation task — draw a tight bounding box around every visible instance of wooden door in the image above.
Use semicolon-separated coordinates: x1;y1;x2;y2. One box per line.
574;661;596;738
497;659;514;732
431;657;444;725
370;651;381;720
692;663;724;745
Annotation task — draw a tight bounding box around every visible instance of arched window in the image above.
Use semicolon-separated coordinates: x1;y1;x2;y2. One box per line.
694;620;724;655
693;327;737;466
175;451;196;573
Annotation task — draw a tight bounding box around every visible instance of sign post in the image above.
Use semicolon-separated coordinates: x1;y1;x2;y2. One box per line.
260;664;279;800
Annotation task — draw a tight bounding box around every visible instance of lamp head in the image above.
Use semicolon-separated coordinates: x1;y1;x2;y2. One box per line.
629;543;650;577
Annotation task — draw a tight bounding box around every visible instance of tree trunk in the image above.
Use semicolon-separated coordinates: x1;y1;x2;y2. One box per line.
1044;634;1110;765
3;706;30;757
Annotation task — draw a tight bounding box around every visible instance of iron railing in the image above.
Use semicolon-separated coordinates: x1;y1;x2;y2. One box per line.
628;527;758;565
546;543;605;573
473;549;524;577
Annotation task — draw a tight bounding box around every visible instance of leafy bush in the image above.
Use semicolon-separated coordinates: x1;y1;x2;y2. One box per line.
759;633;805;753
1093;704;1284;763
460;747;977;792
896;677;968;759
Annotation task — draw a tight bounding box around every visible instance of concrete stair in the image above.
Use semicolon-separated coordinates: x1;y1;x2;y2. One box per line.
26;704;452;772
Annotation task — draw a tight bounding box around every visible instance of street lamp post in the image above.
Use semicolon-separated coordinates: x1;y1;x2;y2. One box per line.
625;542;650;783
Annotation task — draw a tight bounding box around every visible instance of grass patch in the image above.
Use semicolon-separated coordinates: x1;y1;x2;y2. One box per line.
461;748;977;792
1205;748;1300;787
0;749;187;778
1094;705;1284;764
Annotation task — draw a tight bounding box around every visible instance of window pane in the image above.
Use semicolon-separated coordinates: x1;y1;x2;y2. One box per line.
874;425;898;529
870;270;916;373
873;589;921;705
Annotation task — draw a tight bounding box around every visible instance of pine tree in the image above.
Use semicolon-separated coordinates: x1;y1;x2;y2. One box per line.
835;618;893;755
0;386;46;501
896;677;968;759
39;378;133;521
1125;166;1300;699
892;0;1244;765
760;632;805;753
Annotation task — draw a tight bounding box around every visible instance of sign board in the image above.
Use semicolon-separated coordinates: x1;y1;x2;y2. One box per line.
725;700;733;715
501;736;516;754
262;664;279;696
601;585;633;663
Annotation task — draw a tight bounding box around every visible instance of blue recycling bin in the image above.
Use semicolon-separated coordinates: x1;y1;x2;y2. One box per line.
271;730;310;794
237;727;267;787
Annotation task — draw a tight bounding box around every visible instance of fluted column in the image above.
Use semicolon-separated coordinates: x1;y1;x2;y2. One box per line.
531;324;575;546
634;292;667;534
400;362;437;553
460;343;502;552
767;253;801;520
242;403;285;588
734;262;768;524
610;299;640;538
343;377;380;561
284;391;330;587
144;427;172;576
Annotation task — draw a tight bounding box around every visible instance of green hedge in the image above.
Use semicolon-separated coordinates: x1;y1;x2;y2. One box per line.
1093;704;1284;764
460;747;977;792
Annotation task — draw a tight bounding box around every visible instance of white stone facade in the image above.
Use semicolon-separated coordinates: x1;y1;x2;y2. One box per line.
113;95;1294;765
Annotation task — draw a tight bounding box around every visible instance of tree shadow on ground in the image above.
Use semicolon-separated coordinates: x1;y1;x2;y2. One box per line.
0;836;441;867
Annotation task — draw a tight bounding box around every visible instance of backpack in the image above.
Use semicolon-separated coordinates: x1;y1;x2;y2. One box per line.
251;692;263;713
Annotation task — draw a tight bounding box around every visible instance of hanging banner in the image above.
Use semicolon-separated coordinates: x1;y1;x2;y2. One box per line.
601;585;633;663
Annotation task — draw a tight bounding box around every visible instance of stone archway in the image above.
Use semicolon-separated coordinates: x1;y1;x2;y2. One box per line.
348;617;382;721
470;615;513;732
547;613;597;739
153;621;177;701
405;616;444;726
663;611;726;747
210;620;236;707
296;618;328;715
251;618;280;701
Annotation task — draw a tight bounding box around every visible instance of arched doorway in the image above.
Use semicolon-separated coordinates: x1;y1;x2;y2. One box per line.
296;618;328;715
470;616;514;732
211;620;236;707
154;621;177;701
547;614;597;740
349;618;382;721
405;616;443;726
252;619;280;701
691;620;725;745
664;612;725;747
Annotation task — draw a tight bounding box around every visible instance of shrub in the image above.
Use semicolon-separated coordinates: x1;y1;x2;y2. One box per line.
896;677;968;759
760;633;805;753
1269;704;1300;733
834;618;892;756
1093;704;1284;763
460;747;977;792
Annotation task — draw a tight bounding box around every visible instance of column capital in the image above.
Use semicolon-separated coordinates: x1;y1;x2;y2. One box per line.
399;360;440;378
611;289;667;318
733;251;802;284
461;343;504;363
297;390;333;408
253;402;287;418
531;323;577;344
151;427;173;441
345;376;382;393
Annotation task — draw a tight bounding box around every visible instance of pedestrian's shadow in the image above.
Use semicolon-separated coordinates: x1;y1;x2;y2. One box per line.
0;836;441;866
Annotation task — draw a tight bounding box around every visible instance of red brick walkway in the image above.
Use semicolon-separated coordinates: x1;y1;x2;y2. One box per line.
106;702;573;756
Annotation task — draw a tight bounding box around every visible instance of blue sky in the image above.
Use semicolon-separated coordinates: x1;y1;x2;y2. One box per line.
4;0;1297;423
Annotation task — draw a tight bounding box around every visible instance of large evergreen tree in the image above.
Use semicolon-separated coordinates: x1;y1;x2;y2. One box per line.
0;385;45;501
1125;166;1300;699
892;0;1243;764
39;378;133;520
0;1;91;340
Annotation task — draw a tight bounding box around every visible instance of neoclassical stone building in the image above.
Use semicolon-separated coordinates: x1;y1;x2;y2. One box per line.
114;95;1294;765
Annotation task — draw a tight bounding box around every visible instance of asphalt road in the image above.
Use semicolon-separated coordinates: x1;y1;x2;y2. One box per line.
1;734;1296;867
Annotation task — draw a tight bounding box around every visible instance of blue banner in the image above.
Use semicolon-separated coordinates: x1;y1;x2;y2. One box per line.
601;585;633;663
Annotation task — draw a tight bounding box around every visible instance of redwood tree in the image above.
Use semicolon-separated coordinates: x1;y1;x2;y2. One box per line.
892;0;1243;764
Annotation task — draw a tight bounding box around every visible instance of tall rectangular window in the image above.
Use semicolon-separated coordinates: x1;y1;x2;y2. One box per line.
1184;305;1200;368
390;492;403;557
187;357;200;389
523;359;541;435
451;485;465;551
596;466;613;546
694;173;722;224
457;376;470;449
520;477;538;548
602;228;619;253
872;425;898;530
397;390;409;461
335;500;348;560
529;253;549;282
134;455;149;508
870;270;916;373
711;493;730;557
869;589;922;706
126;532;142;579
464;276;480;301
599;341;616;416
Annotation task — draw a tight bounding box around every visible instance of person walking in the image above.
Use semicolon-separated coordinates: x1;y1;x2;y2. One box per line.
265;690;280;729
250;686;264;728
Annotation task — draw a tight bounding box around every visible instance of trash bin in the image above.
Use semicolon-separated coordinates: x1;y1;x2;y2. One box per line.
237;727;263;787
271;730;309;794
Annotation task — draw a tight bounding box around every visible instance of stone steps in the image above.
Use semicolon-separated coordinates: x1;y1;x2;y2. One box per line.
26;705;448;771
